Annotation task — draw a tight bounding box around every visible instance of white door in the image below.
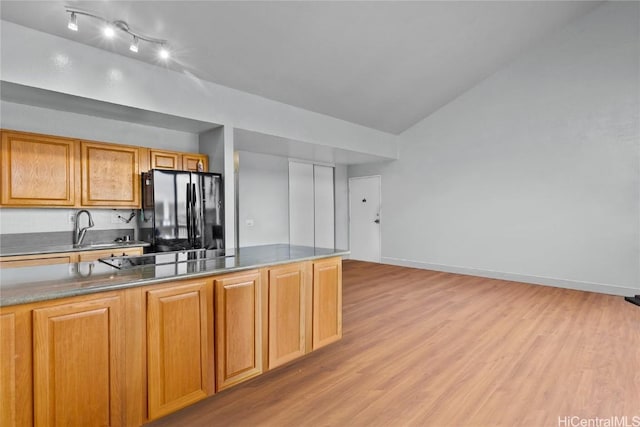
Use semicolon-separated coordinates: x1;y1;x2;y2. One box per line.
349;176;381;262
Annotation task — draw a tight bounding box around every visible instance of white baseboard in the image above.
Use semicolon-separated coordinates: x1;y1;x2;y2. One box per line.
380;257;637;297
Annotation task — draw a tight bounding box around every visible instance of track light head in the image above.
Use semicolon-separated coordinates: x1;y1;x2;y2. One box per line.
103;24;115;38
67;12;78;31
130;36;139;53
159;46;170;60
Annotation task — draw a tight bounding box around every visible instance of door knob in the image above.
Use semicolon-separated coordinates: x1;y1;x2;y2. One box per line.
374;219;380;224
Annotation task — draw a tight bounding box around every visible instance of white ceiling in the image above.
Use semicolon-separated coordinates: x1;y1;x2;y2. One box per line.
1;1;601;134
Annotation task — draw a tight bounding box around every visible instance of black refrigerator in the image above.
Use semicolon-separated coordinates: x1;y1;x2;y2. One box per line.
141;169;224;252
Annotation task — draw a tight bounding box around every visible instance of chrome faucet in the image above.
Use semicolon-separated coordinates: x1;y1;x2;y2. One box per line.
73;210;95;247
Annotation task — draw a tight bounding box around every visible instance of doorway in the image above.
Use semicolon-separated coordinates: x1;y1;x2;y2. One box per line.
349;176;381;262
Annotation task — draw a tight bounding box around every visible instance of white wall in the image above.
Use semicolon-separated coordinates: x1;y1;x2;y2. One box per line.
334;164;349;251
349;2;640;296
238;151;290;247
0;101;199;150
0;208;138;235
237;151;350;249
199;126;236;249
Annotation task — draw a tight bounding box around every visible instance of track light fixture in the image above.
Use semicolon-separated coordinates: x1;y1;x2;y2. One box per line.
64;6;170;60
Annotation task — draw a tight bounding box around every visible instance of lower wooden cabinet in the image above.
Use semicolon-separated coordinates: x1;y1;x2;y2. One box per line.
0;258;342;425
146;280;214;420
268;263;310;369
0;312;21;427
214;270;266;391
312;257;343;350
32;293;124;427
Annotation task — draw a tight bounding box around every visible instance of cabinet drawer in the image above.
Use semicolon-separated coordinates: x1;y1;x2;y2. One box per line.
0;253;76;269
78;247;143;262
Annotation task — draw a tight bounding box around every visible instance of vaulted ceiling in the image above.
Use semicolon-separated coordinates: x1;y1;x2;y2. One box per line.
1;1;601;134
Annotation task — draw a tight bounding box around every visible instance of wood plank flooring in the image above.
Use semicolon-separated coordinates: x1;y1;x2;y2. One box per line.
149;261;640;427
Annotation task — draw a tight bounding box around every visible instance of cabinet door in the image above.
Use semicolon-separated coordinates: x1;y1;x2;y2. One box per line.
0;308;33;427
182;154;208;172
214;270;264;391
268;263;308;369
146;280;213;420
1;313;17;427
147;281;213;419
150;150;181;170
32;294;123;427
81;141;140;207
1;131;77;206
312;258;342;350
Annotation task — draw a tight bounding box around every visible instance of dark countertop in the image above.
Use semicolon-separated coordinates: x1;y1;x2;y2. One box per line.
0;245;348;307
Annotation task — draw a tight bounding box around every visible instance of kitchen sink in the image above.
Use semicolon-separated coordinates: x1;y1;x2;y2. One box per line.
84;243;118;248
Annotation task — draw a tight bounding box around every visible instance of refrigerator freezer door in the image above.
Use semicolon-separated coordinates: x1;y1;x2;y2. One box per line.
152;170;191;250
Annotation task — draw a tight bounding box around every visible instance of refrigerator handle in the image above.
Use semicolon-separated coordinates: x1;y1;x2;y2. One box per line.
186;182;192;246
191;183;198;246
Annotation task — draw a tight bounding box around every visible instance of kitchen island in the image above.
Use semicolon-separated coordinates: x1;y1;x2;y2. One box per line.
0;244;346;426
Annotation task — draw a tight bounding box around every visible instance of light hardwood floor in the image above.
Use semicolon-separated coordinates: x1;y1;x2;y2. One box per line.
149;260;640;427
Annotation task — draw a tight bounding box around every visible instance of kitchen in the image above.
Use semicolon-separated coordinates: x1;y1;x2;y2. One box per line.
1;1;639;426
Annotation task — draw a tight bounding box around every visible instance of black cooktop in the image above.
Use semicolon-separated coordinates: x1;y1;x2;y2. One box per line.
99;248;233;269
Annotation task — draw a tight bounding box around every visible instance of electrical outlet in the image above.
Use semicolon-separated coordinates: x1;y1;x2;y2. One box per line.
68;213;75;224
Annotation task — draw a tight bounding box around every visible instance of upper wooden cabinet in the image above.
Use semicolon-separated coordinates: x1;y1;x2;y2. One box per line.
0;130;211;208
81;141;140;207
182;154;208;172
148;149;208;172
149;149;181;170
0;131;77;207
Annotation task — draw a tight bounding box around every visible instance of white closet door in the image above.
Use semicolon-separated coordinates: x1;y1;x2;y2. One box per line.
314;165;335;249
289;162;315;246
